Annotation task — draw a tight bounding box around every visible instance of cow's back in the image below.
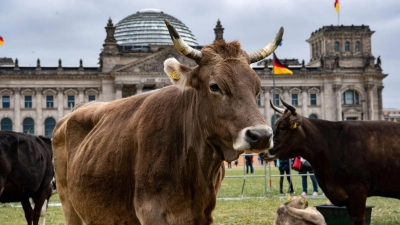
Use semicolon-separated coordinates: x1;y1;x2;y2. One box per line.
340;121;400;197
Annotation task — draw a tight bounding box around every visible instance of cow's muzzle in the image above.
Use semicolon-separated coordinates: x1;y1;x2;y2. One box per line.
233;125;273;152
245;129;272;150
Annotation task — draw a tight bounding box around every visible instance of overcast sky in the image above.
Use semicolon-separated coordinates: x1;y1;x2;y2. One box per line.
1;0;399;108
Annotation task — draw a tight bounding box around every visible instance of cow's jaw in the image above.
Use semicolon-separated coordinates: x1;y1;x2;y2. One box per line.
233;125;273;153
258;150;277;161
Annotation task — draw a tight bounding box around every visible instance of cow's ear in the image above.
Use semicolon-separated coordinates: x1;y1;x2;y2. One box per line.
289;115;301;129
164;58;195;90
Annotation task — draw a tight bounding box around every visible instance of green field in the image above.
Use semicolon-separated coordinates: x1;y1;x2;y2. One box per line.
1;166;399;224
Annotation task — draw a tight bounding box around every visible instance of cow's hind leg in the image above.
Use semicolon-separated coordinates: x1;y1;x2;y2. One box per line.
31;194;49;225
21;199;33;225
346;193;367;225
57;184;83;225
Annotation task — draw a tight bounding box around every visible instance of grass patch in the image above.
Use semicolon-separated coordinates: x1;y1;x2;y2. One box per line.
0;166;398;224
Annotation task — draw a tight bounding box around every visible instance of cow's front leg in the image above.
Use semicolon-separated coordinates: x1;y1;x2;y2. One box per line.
346;192;367;225
21;199;33;225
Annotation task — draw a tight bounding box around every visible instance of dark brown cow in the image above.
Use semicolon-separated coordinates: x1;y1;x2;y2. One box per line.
0;131;54;225
52;19;283;225
261;97;400;225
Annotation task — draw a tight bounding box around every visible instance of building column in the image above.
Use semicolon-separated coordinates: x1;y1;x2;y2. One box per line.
365;84;375;120
262;86;271;125
377;86;384;120
136;83;144;94
13;88;21;132
301;86;308;116
333;84;342;121
78;88;85;104
57;88;64;121
319;86;325;119
98;87;103;101
35;88;43;135
115;84;123;99
283;86;290;103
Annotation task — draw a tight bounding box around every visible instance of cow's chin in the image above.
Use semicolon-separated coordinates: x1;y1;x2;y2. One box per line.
258;150;277;161
243;148;268;154
223;149;242;162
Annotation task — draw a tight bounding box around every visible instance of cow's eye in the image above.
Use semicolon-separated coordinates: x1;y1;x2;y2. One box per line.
279;124;288;131
209;83;221;93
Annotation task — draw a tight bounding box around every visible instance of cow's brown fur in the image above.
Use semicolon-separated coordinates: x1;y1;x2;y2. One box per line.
263;105;400;225
53;40;272;225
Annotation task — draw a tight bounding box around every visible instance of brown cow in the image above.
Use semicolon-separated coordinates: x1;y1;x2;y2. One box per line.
53;19;283;225
273;196;326;225
261;97;400;225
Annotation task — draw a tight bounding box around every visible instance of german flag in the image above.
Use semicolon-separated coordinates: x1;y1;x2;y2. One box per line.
334;0;339;13
0;36;4;46
273;53;293;75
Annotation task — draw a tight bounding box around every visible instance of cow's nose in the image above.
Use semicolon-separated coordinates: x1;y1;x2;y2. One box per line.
245;129;272;149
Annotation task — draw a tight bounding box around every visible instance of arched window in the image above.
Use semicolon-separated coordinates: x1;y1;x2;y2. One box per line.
1;118;12;131
342;90;360;105
355;41;361;51
273;93;280;106
334;41;340;52
23;117;35;134
271;114;280;128
309;114;318;119
345;42;350;51
44;117;56;137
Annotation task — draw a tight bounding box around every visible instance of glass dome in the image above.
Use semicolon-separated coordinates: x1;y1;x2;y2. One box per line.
115;9;198;47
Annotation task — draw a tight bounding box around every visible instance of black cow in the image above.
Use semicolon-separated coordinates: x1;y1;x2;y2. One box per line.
261;98;400;225
0;131;54;225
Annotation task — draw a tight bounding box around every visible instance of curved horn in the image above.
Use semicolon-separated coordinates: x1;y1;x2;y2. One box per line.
249;27;284;63
164;19;202;61
280;97;297;116
270;99;284;114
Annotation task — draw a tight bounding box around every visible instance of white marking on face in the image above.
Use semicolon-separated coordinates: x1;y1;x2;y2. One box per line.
233;125;273;152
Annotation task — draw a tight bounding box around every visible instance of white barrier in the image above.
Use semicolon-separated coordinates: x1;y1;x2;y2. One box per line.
221;155;325;199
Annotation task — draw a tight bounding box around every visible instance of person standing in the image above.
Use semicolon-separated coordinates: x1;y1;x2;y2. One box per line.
299;157;319;196
258;156;264;166
245;155;254;174
227;161;232;169
278;159;294;194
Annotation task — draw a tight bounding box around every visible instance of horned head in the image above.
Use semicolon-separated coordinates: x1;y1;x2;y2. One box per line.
164;19;284;63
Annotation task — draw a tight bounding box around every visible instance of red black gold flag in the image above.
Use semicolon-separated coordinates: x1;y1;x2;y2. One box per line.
273;53;293;75
334;0;339;13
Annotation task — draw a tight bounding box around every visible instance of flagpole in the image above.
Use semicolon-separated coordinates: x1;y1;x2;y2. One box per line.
270;61;276;198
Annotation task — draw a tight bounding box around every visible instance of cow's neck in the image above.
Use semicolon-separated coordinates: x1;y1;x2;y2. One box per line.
181;90;224;178
299;118;342;193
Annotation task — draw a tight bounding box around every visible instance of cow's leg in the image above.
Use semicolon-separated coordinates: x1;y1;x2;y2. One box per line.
31;194;48;225
346;193;367;225
57;184;83;225
21;199;33;225
38;199;48;225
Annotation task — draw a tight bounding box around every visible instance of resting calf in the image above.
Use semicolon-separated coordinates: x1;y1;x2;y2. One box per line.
273;196;326;225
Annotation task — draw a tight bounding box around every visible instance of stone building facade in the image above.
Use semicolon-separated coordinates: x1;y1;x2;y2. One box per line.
383;108;400;122
0;10;386;137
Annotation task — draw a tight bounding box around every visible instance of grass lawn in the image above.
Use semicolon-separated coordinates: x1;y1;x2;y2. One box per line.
1;165;399;224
